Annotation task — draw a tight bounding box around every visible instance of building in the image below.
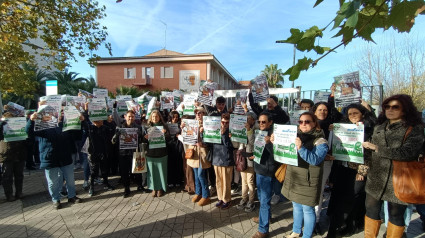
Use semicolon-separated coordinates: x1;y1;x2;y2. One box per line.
96;49;239;93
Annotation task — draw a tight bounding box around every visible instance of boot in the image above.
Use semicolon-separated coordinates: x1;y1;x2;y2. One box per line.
386;221;405;238
364;216;381;238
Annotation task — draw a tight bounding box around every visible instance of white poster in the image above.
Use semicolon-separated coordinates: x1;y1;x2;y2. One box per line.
88;98;108;121
167;123;180;136
289;110;308;125
63;106;81;131
116;95;132;116
332;123;364;164
253;130;268;164
160;91;174;110
1;117;27;142
181;119;199;145
93;88;108;99
35;95;62;131
314;91;332;104
273;124;298;166
334;71;361;108
233;89;249;115
179;70;201;91
251;75;269;103
183;93;198;116
119;128;138;150
148;126;166;149
230;114;247;144
203;116;221;144
197;81;217;106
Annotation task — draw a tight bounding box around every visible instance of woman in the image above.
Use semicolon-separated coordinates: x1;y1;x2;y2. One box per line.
186;107;212;206
211;113;234;209
280;112;329;238
143;109;171;197
362;94;424;238
166;111;184;188
326;103;376;237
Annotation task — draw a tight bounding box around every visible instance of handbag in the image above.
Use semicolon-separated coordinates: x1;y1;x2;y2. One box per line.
235;149;247;172
132;143;147;173
392;126;425;204
275;163;287;183
185;148;194;159
206;149;213;163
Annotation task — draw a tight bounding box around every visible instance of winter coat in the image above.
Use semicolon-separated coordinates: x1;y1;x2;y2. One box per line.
211;129;234;167
0;121;27;163
282;129;328;207
365;121;425;204
254;127;278;177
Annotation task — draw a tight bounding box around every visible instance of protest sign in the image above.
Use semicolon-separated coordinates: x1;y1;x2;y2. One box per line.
88;98;108;121
289;110;308;125
106;97;115;115
251;75;269;103
116;95;132;116
197;81;217;106
148;126;166;149
332;123;364;164
203;116;221;144
334;71;361;108
253;130;268;164
314;91;332;104
6;102;25;117
233;89;249;115
183;93;197;115
2;117;27;142
136;92;151;111
119;128;138;150
167;123;180;136
160;92;174;110
35;95;62;131
273;124;298;166
93;88;108;99
230;114;247;143
173;90;184;108
78;89;94;101
181;119;198;145
63;106;81;131
66;96;85;112
146;97;157;119
126;100;141;117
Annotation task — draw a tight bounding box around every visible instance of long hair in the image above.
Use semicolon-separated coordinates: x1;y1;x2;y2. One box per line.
147;110;166;126
299;111;321;130
341;103;367;123
310;102;330;120
168;111;181;123
377;94;422;126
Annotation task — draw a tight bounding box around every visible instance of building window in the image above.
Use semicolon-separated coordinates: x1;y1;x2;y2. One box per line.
161;66;174;78
124;68;136;79
142;67;154;80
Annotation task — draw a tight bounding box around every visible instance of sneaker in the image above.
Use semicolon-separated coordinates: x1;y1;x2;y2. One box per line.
82;180;89;190
236;199;247;210
192;194;201;203
221;202;231;210
285;232;301;238
215;200;224;207
60;190;68;197
88;187;94;197
197;197;211;206
123;188;130;198
270;194;282;205
68;196;82;204
245;201;256;212
53;201;62;210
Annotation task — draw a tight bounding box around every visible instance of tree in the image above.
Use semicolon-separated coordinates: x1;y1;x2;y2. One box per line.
261;64;284;88
0;0;112;97
277;0;425;81
351;35;425;109
48;69;88;96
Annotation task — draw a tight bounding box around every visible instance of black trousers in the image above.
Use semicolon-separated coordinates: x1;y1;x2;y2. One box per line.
119;154;145;189
365;193;407;226
88;153;109;186
2;160;25;197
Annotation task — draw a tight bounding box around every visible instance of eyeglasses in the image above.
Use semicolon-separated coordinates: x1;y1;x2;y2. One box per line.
257;120;267;124
298;120;312;125
384;104;401;111
221;121;229;124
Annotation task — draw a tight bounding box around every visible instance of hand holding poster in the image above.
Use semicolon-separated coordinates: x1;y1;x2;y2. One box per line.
197;81;217;106
160;92;174;110
253;130;268;164
146;97;157;119
78;89;94;101
203;116;221;143
119;128;138;150
136;92;151;111
181;119;198;145
233;89;249;115
148;126;166;148
88;98;108;121
230;114;247;143
5;102;25;117
66;96;85;113
63;106;81;131
333;71;361;108
172;90;184;108
35;95;62;131
1;117;27;142
116;95;132;116
332;123;364;164
273;124;298;166
251;75;269;103
183;93;198;115
126;100;141;117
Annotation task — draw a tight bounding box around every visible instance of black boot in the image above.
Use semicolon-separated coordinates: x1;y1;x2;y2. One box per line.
88;185;94;197
123;187;130;198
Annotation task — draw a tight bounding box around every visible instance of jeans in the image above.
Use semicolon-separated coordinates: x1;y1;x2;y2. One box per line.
292;201;316;238
81;152;90;181
383;201;413;227
45;164;76;202
256;174;273;234
193;167;209;198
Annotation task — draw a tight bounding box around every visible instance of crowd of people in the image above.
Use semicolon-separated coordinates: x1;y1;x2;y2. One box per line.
1;86;425;238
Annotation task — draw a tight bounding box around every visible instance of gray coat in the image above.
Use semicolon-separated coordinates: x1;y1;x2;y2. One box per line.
365;121;424;204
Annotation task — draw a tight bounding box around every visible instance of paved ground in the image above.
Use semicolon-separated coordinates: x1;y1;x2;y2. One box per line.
0;168;424;238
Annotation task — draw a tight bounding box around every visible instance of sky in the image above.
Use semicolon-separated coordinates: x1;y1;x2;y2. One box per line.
70;0;425;93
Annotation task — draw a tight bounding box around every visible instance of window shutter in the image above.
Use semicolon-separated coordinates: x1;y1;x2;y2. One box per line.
124;68;127;79
131;68;136;78
170;67;174;78
160;67;164;78
142;67;145;79
151;67;154;78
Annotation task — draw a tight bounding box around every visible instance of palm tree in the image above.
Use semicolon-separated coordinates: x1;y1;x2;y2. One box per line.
261;64;284;88
115;86;144;98
48;69;88;95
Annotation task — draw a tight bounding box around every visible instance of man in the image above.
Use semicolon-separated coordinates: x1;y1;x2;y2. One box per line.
250;94;289;125
27;111;83;209
299;99;314;111
251;112;278;238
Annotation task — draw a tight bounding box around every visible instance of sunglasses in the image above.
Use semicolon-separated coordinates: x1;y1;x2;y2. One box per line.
257;120;267;124
221;121;229;124
298;120;312;125
384;104;401;111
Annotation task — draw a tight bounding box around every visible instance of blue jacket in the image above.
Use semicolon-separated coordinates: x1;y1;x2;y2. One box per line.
211;129;234;167
27;120;82;169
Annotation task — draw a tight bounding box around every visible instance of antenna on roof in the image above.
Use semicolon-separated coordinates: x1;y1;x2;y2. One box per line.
159;20;167;50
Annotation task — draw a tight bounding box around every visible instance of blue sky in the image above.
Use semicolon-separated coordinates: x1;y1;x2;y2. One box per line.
70;0;425;92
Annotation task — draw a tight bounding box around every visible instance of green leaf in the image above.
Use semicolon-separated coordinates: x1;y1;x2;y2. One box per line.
388;1;425;32
345;11;359;28
314;0;324;8
283;57;313;81
278;28;303;44
301;26;322;39
333;14;346;30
